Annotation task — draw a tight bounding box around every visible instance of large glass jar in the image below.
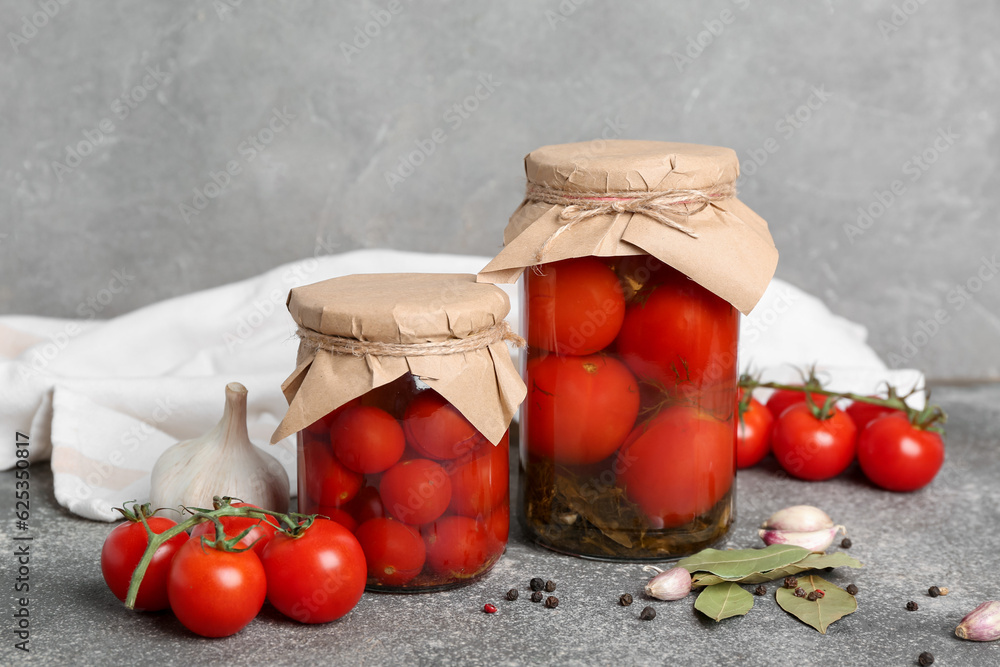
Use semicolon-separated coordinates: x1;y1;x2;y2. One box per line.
520;254;739;559
477;140;778;560
272;273;525;591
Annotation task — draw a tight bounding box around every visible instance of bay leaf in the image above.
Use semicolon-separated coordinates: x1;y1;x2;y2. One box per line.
678;545;811;578
775;574;857;634
693;582;754;621
691;552;864;587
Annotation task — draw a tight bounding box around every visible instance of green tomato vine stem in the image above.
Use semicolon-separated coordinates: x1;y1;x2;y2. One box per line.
738;374;946;432
122;498;314;610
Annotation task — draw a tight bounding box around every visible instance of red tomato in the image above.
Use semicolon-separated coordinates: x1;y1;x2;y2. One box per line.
316;506;359;533
526;256;626;355
380;458;452;524
422;515;494;579
303;437;363;508
101;515;188;611
765;387;829;420
486;503;510;550
846;398;903;431
614;271;738;391
616;407;734;528
737;392;774;469
771;403;857;481
447;433;509;517
355;517;425;586
167;539;266;637
403;390;484;460
525;354;640;465
857;413;944;492
332;405;405;474
313;397;362;430
261;518;367;624
189;503;278;558
344;485;386;525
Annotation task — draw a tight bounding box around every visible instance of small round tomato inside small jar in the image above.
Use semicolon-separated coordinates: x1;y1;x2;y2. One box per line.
297;379;510;591
274;272;524;592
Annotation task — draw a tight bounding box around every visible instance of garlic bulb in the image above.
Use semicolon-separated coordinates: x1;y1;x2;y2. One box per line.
761;505;835;533
759;526;843;552
149;382;289;513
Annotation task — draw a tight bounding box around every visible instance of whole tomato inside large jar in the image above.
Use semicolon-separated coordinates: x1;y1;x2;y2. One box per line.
478;140;779;560
272;273;525;590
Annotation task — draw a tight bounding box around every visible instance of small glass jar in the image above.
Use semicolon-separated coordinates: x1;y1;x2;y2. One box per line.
478;140;777;560
297;374;510;591
520;254;739;560
272;273;525;591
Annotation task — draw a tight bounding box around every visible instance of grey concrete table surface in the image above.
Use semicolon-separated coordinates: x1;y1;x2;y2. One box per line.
3;385;1000;667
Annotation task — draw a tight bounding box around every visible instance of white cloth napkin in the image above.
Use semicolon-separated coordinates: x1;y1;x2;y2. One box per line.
0;249;924;521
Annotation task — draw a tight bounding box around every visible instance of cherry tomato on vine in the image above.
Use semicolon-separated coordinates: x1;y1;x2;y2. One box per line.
101;513;189;611
857;413;944;492
189;503;277;558
355;517;425;586
846;397;903;431
526;256;626;355
526;353;640;465
422;515;495;579
403;391;484;460
167;538;266;637
614;270;739;391
332;405;406;474
616;406;734;528
737;391;774;469
261;518;367;624
765;387;829;420
380;458;452;525
771;403;857;481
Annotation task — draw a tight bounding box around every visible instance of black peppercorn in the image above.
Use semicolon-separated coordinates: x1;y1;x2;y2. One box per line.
639;606;656;621
840;537;853;549
806;591;820;601
530;591;543;603
544;596;559;609
846;584;859;596
784;576;798;588
906;601;919;611
619;593;633;606
754;585;767;596
545;580;556;593
529;578;545;591
506;588;519;601
918;651;934;666
928;586;941;598
794;587;806;598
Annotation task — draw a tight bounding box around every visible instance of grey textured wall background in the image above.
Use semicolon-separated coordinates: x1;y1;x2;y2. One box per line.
2;0;998;381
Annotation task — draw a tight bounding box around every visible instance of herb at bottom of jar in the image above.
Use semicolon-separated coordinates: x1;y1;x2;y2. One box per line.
523;460;732;558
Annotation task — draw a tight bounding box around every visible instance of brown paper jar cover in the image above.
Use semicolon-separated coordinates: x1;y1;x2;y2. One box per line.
477;140;779;314
270;273;526;445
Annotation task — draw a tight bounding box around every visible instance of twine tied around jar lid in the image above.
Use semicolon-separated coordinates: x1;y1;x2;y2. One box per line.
296;320;525;357
523;182;737;262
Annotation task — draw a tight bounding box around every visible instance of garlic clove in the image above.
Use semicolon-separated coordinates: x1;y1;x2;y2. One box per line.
643;566;692;601
758;526;844;552
955;601;1000;641
149;382;290;513
761;505;835;532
